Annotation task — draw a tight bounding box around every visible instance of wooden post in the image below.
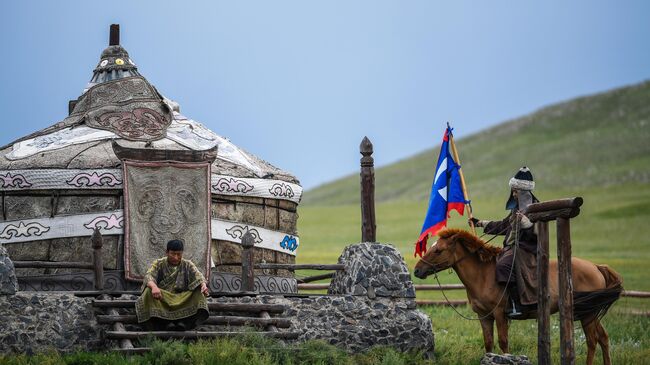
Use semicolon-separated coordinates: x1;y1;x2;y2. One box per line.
91;228;104;291
557;217;575;365
241;231;255;292
360;136;376;242
117;193;125;271
536;221;551;365
527;197;582;364
448;127;476;235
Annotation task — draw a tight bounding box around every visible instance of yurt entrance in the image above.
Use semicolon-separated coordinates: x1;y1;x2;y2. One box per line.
113;142;217;284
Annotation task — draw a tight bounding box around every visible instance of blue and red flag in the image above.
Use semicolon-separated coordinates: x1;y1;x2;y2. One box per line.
414;126;468;257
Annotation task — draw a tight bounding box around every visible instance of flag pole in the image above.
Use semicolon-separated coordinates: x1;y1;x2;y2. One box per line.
448;124;476;235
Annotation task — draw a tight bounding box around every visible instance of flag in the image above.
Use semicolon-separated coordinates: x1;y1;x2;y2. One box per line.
414;126;468;257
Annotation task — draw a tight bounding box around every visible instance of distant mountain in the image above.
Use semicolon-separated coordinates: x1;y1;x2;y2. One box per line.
303;81;650;206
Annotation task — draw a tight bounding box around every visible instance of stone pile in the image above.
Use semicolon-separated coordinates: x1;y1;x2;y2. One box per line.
0;293;101;354
328;242;415;298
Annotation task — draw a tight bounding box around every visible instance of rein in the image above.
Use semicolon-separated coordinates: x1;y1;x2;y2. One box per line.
424;222;519;321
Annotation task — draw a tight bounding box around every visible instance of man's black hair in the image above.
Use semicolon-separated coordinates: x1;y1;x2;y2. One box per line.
166;239;184;251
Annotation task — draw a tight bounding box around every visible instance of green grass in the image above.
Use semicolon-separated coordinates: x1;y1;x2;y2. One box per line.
0;335;434;365
3;310;650;365
423;303;650;365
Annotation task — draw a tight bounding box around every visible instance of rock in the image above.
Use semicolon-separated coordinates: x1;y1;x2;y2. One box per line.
0;292;101;354
328;242;416;298
367;286;376;299
480;353;533;365
282;294;434;356
0;245;18;295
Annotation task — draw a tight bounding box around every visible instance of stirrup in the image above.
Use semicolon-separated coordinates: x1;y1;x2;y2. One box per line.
507;299;523;318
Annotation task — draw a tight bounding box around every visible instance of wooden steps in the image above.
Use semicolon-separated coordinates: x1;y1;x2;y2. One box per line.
92;300;286;313
92;295;298;353
105;330;301;340
96;314;292;328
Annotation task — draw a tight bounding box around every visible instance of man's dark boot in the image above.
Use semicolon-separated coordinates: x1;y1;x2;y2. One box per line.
507;285;524;319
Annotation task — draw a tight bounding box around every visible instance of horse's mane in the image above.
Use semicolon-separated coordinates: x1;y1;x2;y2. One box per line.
438;228;502;262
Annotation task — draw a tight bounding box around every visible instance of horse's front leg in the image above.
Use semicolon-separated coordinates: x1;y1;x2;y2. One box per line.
494;312;509;353
479;317;495;353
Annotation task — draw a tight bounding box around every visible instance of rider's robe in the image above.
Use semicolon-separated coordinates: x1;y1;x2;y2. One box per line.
484;212;539;306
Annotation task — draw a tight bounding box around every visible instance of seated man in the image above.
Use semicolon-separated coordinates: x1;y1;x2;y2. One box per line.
135;239;210;331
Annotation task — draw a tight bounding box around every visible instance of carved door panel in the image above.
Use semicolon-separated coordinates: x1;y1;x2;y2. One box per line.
123;160;211;281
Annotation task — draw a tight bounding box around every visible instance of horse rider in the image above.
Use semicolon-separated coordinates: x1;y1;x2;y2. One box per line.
469;166;539;318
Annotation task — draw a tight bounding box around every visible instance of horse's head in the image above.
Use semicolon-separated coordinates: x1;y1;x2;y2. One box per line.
413;228;501;279
413;229;464;279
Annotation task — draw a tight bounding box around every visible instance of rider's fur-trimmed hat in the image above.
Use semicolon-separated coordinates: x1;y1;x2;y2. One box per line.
505;166;538;210
509;166;535;191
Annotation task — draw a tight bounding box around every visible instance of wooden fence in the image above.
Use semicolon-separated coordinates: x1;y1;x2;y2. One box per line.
297;283;650;300
13;227;105;290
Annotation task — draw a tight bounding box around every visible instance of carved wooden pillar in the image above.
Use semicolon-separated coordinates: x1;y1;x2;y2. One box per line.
241;232;255;292
91;228;104;291
360;137;376;242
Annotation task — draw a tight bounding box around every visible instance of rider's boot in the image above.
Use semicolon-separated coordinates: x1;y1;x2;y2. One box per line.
506;284;524;319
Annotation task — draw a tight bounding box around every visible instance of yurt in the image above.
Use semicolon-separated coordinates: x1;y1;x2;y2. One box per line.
0;25;301;293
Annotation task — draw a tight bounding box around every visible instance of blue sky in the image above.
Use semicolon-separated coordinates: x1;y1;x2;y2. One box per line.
1;1;649;189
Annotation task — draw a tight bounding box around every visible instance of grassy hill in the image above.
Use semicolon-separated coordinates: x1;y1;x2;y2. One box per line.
296;80;650;290
303;80;650;206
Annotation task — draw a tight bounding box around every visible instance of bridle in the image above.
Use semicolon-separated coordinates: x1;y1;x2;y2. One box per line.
418;239;470;274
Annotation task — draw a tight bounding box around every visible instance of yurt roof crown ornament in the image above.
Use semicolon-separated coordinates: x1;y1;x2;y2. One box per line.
0;25;302;293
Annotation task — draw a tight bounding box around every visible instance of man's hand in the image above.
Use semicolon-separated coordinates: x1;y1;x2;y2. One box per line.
516;212;533;229
151;285;162;300
469;217;481;227
200;282;209;297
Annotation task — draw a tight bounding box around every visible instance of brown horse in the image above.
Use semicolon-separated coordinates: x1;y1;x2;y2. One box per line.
413;228;622;365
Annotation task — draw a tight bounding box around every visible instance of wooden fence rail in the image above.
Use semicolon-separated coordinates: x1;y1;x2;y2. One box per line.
298;283;467;291
297;282;650;300
13;261;94;269
297;272;335;284
255;264;345;271
13;228;104;291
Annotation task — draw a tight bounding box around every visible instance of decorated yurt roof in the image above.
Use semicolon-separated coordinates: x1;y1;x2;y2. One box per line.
0;25;301;201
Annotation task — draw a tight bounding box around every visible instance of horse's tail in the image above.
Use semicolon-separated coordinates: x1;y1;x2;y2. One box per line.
597;264;624;290
573;264;624;324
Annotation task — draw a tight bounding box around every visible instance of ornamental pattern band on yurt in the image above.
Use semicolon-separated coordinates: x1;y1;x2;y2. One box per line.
0;169;303;203
0;211;299;255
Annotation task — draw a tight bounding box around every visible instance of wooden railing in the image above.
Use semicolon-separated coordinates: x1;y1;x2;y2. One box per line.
13;228;105;290
239;231;345;292
297;282;650;307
